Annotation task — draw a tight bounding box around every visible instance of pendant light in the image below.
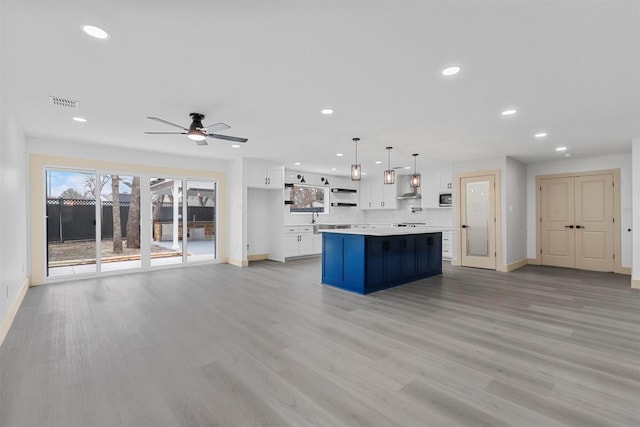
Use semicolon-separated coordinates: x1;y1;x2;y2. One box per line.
351;137;361;181
383;146;395;184
410;153;421;188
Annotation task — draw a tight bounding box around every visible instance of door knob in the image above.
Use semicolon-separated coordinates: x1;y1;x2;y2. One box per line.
461;224;468;228
564;225;574;228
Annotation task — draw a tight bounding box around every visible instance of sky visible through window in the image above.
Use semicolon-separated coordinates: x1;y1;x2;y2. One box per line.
47;171;131;198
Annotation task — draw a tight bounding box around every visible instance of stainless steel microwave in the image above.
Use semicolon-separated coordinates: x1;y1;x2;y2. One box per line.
439;193;452;207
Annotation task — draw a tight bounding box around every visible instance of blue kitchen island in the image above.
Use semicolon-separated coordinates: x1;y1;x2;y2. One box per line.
321;228;444;294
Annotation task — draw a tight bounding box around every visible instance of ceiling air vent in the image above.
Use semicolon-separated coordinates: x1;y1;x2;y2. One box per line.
49;96;79;109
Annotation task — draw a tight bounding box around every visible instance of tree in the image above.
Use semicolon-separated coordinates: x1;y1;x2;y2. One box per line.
84;175;111;199
112;175;123;253
60;188;83;199
126;177;141;248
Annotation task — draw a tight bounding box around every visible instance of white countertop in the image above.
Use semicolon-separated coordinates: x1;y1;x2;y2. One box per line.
320;226;454;236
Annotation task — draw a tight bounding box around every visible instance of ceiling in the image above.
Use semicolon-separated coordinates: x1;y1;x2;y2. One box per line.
2;1;639;176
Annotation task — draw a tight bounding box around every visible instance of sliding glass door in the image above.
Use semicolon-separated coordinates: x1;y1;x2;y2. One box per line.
185;180;216;263
46;168;218;279
46;169;97;277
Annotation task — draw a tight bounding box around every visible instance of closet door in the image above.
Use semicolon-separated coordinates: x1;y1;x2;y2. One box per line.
574;174;614;272
540;177;575;268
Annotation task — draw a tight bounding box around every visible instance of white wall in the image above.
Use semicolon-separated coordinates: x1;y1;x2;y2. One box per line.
29;137;228;172
526;153;633;267
505;157;528;264
247;188;270;255
0;103;29;331
632;138;639;285
226;158;244;264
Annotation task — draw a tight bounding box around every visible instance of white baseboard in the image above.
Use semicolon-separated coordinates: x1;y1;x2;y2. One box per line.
618;266;632;275
527;258;539;265
227;257;248;267
632;279;640;289
0;278;29;348
248;254;268;262
497;258;529;272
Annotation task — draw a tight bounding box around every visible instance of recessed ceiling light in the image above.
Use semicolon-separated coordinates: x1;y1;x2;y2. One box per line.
72;117;87;122
294;162;301;165
564;153;571;157
231;144;240;148
362;172;367;175
82;25;109;40
534;132;548;138
556;146;567;152
501;109;517;116
336;153;343;157
375;161;382;164
331;168;337;171
442;66;460;76
321;109;334;115
404;166;411;170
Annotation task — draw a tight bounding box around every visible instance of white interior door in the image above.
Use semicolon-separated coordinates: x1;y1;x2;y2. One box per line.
574;174;614;271
540;176;575;268
460;174;496;269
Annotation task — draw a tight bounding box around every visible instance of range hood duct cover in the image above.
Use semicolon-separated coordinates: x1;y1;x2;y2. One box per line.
397;192;421;200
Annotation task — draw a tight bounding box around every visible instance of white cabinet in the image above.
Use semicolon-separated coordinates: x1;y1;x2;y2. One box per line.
359;177;398;210
246;159;284;188
440;171;453;192
284;225;314;258
421;166;453;209
442;230;452;260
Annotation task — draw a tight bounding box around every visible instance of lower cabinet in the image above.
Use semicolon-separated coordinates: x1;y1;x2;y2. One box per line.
322;232;443;294
284;226;314;258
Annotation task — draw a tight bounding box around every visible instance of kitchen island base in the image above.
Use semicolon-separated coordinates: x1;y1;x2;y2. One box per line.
322;231;442;294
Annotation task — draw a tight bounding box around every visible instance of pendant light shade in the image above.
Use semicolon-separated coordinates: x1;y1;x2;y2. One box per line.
384;146;395;185
351;137;361;181
410;153;421;188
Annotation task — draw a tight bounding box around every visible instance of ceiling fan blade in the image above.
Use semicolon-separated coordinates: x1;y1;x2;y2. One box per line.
195;139;208;146
144;131;187;134
207;133;248;143
203;122;231;132
147;116;189;131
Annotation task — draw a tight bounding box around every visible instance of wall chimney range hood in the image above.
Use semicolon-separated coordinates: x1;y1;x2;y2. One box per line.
396;175;421;200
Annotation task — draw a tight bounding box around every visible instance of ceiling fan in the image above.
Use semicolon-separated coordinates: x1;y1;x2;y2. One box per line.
145;113;248;146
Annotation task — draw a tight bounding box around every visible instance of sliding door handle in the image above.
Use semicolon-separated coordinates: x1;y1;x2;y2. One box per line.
564;225;574;229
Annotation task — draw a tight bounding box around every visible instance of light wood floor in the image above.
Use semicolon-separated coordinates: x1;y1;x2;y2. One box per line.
1;259;639;426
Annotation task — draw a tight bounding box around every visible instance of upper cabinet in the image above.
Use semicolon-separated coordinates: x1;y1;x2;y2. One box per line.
359;176;398;210
245;159;284;189
422;165;453;209
440;171;453;192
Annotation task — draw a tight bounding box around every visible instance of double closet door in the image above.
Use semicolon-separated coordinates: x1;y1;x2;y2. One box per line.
540;173;614;272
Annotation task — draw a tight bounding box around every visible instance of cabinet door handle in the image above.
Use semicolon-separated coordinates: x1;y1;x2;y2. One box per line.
461;224;468;229
564;225;574;229
575;225;584;229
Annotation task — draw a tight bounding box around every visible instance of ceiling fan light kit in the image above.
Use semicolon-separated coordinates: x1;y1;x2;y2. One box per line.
384;146;395;185
145;112;247;145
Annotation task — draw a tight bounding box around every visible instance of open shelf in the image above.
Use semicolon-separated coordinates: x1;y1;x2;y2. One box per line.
331;188;357;193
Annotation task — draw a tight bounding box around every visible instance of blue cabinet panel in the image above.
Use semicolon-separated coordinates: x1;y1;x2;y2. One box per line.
417;235;429;275
343;235;366;286
365;238;385;287
384;238;402;282
401;236;417;278
322;233;344;283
